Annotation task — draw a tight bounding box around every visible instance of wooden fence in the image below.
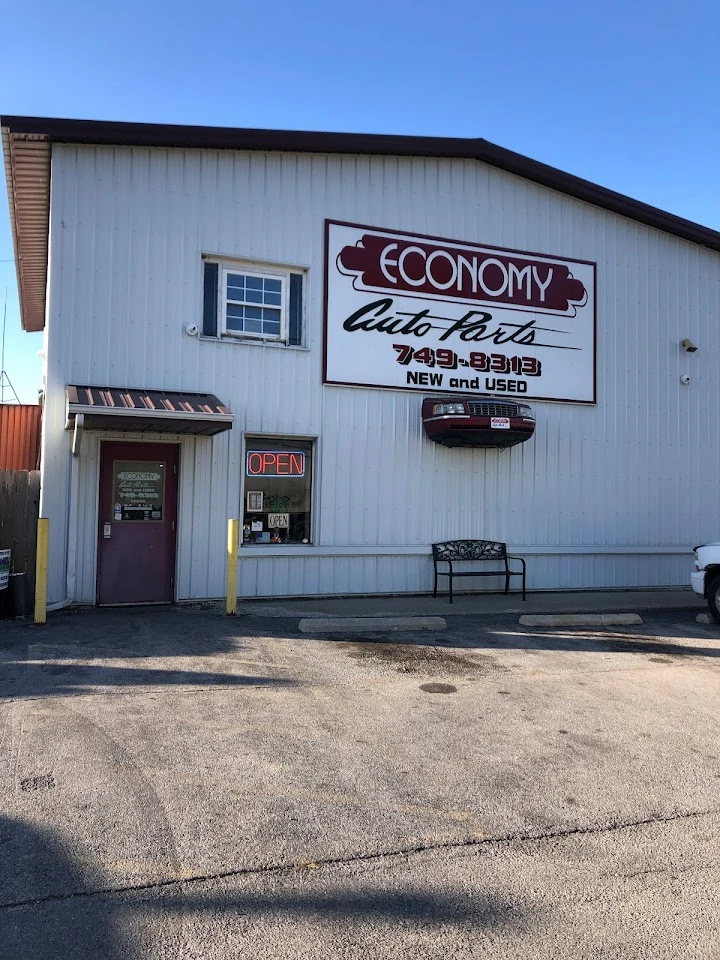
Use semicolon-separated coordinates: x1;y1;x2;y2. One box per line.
0;470;41;609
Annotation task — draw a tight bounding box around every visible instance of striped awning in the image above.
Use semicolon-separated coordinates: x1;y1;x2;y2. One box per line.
66;386;233;436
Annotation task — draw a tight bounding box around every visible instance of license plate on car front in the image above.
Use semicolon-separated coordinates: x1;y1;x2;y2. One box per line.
490;417;510;429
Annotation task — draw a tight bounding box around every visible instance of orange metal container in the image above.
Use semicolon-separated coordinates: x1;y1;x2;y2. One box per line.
0;404;42;470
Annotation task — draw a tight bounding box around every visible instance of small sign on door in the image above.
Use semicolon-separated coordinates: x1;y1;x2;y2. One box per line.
113;461;165;521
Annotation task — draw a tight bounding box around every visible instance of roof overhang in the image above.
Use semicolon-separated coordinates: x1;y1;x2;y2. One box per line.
65;386;233;437
2;126;50;332
5;114;720;335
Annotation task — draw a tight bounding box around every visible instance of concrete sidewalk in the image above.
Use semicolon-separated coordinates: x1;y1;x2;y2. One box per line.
240;587;705;620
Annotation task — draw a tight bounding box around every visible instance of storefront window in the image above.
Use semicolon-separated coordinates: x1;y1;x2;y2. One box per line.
243;438;313;545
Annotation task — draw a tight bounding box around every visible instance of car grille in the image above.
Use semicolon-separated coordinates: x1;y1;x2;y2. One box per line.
467;401;518;417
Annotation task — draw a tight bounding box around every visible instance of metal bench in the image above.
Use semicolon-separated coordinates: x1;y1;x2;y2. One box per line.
432;540;527;604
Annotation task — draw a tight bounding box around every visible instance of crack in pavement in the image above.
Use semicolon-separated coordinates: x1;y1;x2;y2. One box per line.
2;805;717;912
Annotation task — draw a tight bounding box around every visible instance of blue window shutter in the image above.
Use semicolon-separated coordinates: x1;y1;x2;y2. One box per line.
203;262;219;337
289;273;303;345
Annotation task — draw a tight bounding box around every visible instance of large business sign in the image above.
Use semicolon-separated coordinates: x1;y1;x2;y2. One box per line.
323;221;596;403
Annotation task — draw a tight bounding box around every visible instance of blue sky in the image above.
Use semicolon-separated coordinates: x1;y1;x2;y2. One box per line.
1;0;718;403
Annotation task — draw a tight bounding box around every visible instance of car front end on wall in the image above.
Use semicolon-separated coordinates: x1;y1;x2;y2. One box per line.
421;397;536;449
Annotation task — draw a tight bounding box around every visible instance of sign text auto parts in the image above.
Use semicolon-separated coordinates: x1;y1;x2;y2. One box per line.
324;221;596;403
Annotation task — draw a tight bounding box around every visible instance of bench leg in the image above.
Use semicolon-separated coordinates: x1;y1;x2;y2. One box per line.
433;568;437;598
449;573;453;604
505;574;510;595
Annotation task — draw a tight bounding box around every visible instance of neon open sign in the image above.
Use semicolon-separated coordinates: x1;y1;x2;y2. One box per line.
246;451;306;477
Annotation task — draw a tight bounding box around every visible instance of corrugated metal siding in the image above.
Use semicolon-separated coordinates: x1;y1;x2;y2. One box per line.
0;404;41;470
40;144;720;603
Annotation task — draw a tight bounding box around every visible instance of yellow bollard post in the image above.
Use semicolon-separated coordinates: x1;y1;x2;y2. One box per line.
34;518;49;625
226;518;239;615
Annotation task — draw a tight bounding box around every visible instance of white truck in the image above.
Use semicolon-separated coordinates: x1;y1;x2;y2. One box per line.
691;543;720;622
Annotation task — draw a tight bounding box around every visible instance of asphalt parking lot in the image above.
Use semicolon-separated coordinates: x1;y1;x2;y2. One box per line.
1;605;720;958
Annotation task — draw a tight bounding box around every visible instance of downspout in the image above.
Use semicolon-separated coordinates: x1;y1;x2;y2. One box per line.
48;413;83;611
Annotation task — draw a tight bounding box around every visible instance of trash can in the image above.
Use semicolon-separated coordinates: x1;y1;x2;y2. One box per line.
9;573;31;618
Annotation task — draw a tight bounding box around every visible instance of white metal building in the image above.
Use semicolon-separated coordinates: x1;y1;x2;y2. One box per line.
3;115;720;607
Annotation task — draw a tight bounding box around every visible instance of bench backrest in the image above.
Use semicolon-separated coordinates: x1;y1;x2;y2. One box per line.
432;540;507;562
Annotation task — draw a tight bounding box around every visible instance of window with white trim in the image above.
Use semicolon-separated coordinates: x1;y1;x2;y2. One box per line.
202;258;304;345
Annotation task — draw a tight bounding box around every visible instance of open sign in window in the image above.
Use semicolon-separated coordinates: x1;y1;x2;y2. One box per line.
243;438;313;545
246;450;305;477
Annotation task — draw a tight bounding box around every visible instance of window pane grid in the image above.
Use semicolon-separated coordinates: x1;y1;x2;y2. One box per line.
223;270;284;338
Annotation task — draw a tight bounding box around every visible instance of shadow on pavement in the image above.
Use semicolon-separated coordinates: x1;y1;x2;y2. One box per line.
0;811;526;956
0;662;294;700
0;606;297;701
3;606;720;704
0;814;136;960
481;626;720;659
306;615;720;660
145;881;526;929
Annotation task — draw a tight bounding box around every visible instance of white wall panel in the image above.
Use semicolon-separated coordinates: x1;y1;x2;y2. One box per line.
40;144;720;603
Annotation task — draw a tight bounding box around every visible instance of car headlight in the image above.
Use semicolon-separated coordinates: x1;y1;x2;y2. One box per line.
432;402;466;415
517;404;534;418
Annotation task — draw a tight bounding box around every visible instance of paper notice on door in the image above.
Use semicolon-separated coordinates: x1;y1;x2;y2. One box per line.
113;461;165;521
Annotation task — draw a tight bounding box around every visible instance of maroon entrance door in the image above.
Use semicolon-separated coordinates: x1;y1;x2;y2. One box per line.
97;442;179;605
